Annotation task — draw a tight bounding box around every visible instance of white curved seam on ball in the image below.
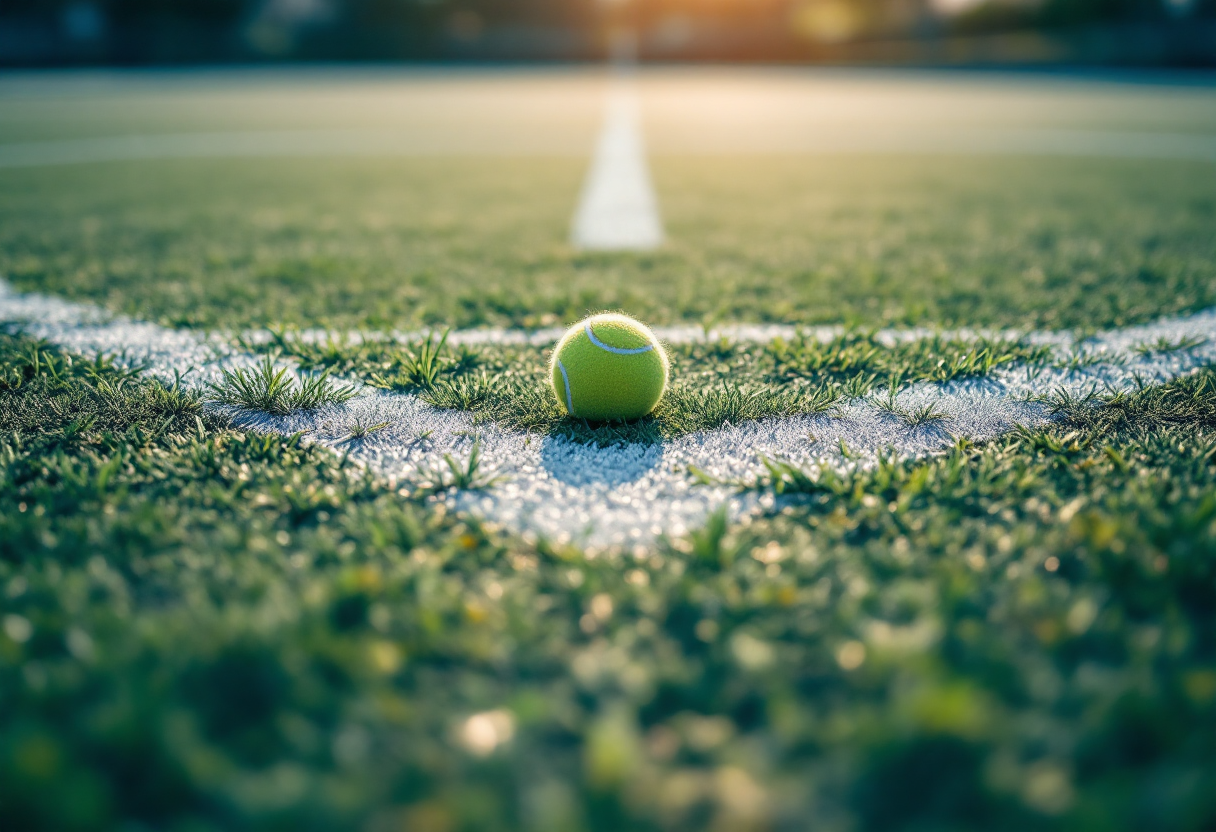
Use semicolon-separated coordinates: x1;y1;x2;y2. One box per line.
584;322;655;355
557;359;575;415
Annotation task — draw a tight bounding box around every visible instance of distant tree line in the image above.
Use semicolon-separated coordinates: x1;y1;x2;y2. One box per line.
954;0;1212;32
0;0;1211;64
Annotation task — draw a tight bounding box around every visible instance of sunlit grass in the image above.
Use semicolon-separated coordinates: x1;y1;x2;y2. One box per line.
250;328;1047;442
4;156;1215;331
3;332;1216;831
205;355;357;414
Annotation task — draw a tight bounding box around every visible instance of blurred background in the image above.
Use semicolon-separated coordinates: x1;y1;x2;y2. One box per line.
1;0;1213;67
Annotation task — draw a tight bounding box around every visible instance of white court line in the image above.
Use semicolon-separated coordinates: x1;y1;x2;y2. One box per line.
2;126;1214;171
646;126;1216;160
0;129;590;169
3;281;1215;551
569;75;664;251
271;321;1062;351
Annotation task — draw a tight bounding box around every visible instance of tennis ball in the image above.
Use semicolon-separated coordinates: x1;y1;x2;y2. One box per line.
550;313;669;421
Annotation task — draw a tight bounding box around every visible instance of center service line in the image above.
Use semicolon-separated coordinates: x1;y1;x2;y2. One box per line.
569;53;664;251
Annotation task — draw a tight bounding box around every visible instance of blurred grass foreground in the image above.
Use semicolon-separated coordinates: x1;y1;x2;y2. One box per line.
2;0;1214;66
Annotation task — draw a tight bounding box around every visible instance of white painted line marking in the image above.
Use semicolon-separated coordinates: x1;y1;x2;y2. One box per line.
0;129;593;170
3;280;1215;550
570;80;663;251
2;126;1213;171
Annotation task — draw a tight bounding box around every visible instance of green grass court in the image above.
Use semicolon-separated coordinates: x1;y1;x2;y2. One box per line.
1;68;1215;832
3;156;1215;330
3;70;1215;331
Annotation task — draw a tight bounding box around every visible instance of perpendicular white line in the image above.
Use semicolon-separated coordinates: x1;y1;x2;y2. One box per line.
570;76;664;251
3;126;1214;171
0;130;599;169
4;280;1216;550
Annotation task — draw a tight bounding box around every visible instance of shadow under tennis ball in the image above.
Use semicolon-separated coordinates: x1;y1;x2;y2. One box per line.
539;431;665;487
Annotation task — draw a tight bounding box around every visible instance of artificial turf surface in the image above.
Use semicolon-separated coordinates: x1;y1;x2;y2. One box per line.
3;68;1216;832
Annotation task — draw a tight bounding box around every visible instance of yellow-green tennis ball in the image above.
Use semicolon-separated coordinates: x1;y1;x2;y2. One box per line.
550;313;669;421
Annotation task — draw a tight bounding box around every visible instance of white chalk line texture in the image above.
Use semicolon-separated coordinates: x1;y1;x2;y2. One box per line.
3;280;1216;551
3;128;1215;171
0;130;591;169
570;80;664;251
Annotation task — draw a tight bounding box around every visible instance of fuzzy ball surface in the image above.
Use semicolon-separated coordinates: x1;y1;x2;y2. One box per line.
550;313;669;421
